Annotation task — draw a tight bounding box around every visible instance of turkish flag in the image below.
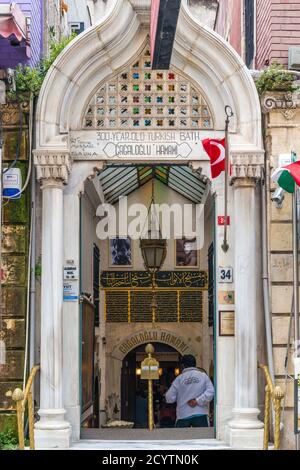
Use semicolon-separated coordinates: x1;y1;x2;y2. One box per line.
202;138;226;179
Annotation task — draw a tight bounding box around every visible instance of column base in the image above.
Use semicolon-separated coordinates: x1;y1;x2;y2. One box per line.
225;408;264;449
35;409;71;449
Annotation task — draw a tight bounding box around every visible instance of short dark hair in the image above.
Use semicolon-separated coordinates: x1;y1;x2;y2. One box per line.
181;355;196;369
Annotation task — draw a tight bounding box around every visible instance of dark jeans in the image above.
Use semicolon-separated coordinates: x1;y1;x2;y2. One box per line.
176;415;209;428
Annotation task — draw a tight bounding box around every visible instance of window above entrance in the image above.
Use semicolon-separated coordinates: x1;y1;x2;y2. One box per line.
83;46;214;130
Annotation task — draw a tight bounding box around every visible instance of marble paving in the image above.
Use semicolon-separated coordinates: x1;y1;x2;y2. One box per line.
70;439;230;450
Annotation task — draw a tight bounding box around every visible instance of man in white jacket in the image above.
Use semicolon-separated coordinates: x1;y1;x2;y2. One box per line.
165;355;214;428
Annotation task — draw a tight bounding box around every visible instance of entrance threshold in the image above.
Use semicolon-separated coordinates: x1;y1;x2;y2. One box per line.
72;437;228;451
80;427;214;441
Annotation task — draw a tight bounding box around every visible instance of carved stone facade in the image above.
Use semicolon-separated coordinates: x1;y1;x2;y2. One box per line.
33;152;72;185
231;153;265;182
32;0;267;450
263;91;300;450
0;102;30;432
261;91;299;121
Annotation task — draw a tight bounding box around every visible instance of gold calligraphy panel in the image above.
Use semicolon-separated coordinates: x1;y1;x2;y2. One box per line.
105;289;203;323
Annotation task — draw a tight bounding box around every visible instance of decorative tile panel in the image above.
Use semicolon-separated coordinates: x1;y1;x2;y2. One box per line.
83;47;213;130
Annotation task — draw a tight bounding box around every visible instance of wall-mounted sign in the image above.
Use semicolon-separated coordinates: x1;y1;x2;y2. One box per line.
219;311;235;337
118;330;190;357
63;283;78;302
101;270;208;289
64;265;79;281
218;291;235;305
278;154;292;168
218;216;230;226
70;130;224;161
218;267;233;284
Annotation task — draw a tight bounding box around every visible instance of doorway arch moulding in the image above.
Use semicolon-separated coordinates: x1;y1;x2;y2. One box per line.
34;0;264;178
110;328;195;362
33;0;265;450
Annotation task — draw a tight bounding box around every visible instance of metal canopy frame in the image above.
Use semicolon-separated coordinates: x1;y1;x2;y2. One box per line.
99;164;208;204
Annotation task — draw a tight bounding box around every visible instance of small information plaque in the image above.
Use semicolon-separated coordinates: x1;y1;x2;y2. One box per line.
218;291;235;305
219;311;235;337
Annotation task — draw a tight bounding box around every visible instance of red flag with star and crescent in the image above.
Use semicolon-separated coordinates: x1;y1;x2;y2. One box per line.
202;138;226;179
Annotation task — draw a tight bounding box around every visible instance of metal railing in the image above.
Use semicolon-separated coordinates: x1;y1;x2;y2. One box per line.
259;364;285;450
12;365;40;450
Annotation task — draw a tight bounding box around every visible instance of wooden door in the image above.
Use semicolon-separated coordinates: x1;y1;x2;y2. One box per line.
81;299;95;422
121;352;137;423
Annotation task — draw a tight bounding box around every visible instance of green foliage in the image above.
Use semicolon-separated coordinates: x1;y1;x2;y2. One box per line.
9;33;77;101
0;429;18;450
255;63;298;95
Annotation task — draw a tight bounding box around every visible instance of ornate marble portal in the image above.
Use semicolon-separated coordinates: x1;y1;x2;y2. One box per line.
33;0;265;449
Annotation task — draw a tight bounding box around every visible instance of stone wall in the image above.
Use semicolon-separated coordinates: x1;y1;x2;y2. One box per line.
263;90;300;449
0;101;30;432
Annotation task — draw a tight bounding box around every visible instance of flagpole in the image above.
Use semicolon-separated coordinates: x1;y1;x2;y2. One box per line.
222;105;234;253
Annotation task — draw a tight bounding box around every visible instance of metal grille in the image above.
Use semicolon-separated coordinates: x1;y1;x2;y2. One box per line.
105;289;203;323
105;291;128;322
83;46;213;130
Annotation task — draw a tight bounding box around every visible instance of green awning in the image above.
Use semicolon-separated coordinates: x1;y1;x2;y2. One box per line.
99;165;208;204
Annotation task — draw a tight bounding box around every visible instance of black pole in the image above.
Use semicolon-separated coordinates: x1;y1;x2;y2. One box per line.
222;106;234;253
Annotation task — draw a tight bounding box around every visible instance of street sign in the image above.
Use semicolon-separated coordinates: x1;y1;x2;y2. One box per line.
218;216;230;226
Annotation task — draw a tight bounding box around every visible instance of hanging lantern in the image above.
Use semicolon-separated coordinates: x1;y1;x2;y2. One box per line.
140;169;167;274
140;237;167;274
140;169;167;323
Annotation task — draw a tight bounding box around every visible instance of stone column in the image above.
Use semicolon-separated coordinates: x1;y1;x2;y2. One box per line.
226;167;264;449
33;152;72;449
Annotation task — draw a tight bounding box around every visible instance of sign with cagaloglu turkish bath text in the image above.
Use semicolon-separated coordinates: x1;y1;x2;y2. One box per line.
69;130;224;161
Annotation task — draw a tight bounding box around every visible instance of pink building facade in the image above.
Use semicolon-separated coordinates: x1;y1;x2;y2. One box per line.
256;0;300;68
215;0;242;57
215;0;300;70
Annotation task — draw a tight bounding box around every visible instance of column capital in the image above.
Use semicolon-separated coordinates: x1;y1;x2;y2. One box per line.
230;152;264;185
34;150;72;186
232;177;257;189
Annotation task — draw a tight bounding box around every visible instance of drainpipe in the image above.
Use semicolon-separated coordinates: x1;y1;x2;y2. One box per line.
23;96;35;387
29;97;36;372
262;178;275;384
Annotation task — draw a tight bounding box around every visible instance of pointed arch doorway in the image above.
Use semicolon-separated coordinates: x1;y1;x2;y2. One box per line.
121;343;183;428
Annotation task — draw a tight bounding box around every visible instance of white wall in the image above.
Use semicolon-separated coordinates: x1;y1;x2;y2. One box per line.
67;0;92;28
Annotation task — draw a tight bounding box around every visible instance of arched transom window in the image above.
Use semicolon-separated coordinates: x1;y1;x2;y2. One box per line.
83;47;213;131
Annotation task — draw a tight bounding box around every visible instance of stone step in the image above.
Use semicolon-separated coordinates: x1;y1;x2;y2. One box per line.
71;439;230;450
80;427;215;441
